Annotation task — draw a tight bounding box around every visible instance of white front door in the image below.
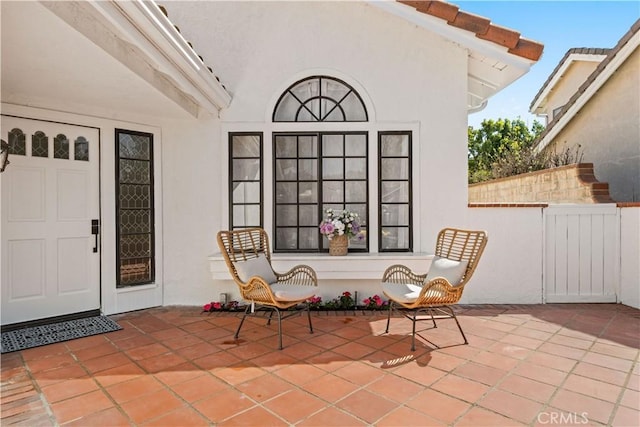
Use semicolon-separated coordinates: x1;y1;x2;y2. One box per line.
1;116;100;325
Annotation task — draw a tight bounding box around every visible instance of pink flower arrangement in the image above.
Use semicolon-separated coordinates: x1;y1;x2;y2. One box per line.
319;209;363;240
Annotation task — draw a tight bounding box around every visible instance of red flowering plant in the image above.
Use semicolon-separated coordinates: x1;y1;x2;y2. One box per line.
307;296;323;309
362;294;388;310
202;300;240;313
203;301;222;312
338;291;355;309
320;291;355;310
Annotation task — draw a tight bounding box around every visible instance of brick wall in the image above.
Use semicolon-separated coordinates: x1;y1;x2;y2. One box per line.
468;163;615;203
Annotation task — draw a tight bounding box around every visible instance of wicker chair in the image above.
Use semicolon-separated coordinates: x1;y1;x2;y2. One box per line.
217;228;318;349
382;228;488;351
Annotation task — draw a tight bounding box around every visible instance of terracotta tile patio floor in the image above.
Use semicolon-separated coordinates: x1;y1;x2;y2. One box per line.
1;304;639;426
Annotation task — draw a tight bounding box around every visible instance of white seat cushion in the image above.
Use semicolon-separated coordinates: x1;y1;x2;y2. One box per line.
382;282;448;304
382;282;424;304
425;256;468;286
234;255;278;284
269;284;316;302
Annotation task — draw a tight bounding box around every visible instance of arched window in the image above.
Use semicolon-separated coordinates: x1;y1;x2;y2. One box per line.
271;76;369;252
54;134;70;159
273;76;367;122
8;128;26;156
75;136;89;161
32;131;49;158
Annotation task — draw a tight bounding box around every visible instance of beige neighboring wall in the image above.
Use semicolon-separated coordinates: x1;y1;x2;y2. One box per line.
468;163;614;203
541;61;601;123
541;47;640;202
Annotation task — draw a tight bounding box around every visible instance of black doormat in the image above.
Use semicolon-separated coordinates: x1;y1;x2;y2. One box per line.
1;316;122;354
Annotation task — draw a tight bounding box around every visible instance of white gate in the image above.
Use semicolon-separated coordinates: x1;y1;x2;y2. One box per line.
543;204;619;303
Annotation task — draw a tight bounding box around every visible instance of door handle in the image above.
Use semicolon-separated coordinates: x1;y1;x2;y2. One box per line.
91;219;100;253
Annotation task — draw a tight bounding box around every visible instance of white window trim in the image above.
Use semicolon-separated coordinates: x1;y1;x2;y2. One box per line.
220;120;421;255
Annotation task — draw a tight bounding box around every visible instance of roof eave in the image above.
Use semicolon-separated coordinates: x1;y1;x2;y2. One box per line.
41;0;231;118
121;1;232;112
536;31;639;152
369;1;542;112
529;53;608;114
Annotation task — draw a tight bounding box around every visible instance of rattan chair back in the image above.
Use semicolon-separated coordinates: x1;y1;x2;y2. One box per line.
217;228;272;285
434;227;488;289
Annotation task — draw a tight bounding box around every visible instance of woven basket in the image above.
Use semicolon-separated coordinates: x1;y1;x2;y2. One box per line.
329;235;348;256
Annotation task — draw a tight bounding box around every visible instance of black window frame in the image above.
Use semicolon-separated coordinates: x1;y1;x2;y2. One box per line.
273;131;369;253
229;132;264;230
378;131;413;252
272;75;368;123
115;128;155;288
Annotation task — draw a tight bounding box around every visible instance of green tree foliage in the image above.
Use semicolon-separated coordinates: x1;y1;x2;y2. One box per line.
468;118;546;183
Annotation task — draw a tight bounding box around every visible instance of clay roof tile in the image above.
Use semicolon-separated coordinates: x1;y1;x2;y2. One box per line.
398;0;543;61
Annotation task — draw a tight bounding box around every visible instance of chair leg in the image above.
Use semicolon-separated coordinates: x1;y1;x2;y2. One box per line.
266;310;274;326
274;309;283;350
306;303;314;334
385;301;394;333
235;305;251;339
411;310;417;351
444;306;468;344
429;308;437;328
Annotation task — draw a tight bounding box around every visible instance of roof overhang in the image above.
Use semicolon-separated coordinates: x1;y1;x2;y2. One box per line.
369;1;540;112
536;30;639;152
529;53;608;114
40;0;231;118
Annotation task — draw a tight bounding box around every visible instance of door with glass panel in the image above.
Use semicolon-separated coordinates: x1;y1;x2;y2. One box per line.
1;116;100;325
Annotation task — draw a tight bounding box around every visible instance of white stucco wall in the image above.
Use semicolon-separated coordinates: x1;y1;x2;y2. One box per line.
463;207;544;304
160;117;226;306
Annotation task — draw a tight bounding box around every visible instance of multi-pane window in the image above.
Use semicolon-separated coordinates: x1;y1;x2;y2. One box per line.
273;76;367;122
379;132;412;252
229;133;263;229
115;129;154;287
229;75;415;253
273;132;368;252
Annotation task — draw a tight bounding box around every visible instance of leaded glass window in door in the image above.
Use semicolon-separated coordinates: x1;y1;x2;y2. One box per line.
8;128;26;156
54;134;70;159
32;131;48;158
115;129;154;287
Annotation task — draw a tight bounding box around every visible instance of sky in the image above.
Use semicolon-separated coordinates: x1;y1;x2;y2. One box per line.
456;1;639;129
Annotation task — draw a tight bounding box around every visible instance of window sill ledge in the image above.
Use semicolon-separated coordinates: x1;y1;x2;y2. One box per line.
208;252;433;280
